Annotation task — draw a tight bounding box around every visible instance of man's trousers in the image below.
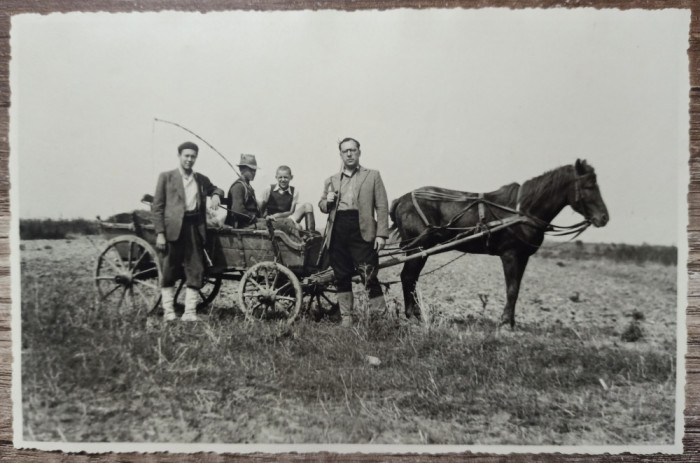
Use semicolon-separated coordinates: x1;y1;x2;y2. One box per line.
328;210;382;297
161;216;205;289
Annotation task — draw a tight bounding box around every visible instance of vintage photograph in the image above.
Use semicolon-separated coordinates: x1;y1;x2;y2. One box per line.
10;8;689;453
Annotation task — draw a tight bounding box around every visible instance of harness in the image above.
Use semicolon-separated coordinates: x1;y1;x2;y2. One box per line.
400;170;594;252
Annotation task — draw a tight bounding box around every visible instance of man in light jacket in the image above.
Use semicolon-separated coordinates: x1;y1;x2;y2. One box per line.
152;141;224;322
319;137;389;326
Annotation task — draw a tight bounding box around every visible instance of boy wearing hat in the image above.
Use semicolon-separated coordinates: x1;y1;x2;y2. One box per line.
226;154;260;228
152;141;224;322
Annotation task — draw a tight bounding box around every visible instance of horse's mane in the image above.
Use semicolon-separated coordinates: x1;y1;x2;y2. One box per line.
518;164;576;211
488;182;520;207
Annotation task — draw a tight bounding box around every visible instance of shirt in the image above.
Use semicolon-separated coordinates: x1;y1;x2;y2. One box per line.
179;167;199;212
337;166;359;211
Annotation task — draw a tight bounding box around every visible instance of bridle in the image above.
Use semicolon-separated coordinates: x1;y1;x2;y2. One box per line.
570;171;597;224
478;166;599;240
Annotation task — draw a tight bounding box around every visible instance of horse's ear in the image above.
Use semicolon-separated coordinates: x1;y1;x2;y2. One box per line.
575;159;588;175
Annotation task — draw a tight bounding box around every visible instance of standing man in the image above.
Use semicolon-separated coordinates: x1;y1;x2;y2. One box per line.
319;137;389;326
152;141;224;322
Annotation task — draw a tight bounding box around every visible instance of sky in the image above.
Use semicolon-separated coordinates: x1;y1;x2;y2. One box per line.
10;8;690;245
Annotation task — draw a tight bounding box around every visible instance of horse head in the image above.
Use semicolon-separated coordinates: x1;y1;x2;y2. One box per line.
568;159;609;227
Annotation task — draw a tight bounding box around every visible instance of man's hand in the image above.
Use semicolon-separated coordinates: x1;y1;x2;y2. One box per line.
326;191;336;203
374;236;386;252
156;233;167;253
210;194;221;211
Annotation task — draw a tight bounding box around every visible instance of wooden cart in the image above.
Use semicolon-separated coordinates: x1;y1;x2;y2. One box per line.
94;210;339;325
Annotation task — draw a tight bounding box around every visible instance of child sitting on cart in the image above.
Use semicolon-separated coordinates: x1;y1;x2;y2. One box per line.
223;157;312;240
258;165;316;233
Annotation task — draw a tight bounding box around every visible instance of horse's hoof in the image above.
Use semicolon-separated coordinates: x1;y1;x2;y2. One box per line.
405;308;419;320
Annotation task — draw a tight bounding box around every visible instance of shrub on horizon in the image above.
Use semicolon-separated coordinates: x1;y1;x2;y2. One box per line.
20;218;100;240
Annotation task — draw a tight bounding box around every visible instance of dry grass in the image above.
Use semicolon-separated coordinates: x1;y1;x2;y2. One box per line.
19;237;678;445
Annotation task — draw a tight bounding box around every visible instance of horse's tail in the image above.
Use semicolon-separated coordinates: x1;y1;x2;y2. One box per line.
388;197;402;243
389;197;400;230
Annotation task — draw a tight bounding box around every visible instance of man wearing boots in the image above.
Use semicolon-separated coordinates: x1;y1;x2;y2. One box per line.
319;137;389;327
152;141;224;322
259;165;316;232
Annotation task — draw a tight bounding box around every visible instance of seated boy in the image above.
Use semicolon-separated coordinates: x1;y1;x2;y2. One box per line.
258;165;316;232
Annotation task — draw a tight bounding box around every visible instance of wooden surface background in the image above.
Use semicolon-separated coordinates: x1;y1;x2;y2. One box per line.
0;1;696;461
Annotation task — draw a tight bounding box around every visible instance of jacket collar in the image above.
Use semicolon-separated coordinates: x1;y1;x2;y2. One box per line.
177;166;197;179
334;165;367;181
332;166;369;201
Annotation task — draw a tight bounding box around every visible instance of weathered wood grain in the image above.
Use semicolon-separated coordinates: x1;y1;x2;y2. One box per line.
0;1;696;461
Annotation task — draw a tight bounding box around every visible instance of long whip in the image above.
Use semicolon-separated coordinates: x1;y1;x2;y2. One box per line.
153;117;243;182
153;117;259;219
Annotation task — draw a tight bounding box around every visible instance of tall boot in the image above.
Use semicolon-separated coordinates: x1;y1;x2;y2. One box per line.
304;211;316;232
181;287;200;322
367;281;387;318
337;291;354;327
161;286;177;321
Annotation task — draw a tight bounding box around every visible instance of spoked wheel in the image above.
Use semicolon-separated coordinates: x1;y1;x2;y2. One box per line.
173;275;223;314
94;236;161;315
238;262;302;325
304;285;340;322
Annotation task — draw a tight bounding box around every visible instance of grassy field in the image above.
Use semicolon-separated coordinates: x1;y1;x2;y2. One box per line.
19;236;678;445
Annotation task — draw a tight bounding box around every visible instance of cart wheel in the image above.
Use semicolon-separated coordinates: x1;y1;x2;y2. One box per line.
238;262;302;324
173;276;223;314
304;285;340;322
94;236;161;315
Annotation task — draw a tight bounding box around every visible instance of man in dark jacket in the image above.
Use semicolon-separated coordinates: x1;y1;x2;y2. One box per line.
152;141;224;322
226;154;260;228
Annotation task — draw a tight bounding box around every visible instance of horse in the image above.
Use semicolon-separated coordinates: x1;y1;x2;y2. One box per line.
389;159;609;327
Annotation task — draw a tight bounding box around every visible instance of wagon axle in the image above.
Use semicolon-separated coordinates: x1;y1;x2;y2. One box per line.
113;273;133;286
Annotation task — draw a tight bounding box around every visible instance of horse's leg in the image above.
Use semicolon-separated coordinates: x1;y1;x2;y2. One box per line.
400;255;428;319
499;251;530;328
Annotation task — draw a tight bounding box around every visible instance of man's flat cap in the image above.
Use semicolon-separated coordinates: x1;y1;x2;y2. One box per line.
178;141;199;153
